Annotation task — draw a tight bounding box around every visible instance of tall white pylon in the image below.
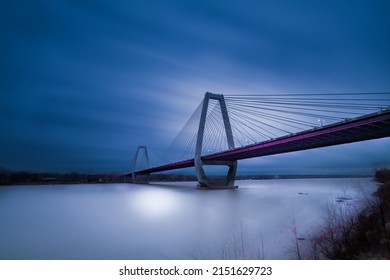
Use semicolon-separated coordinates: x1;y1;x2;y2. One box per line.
195;92;237;189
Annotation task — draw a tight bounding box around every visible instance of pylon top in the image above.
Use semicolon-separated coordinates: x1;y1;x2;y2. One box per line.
205;91;224;100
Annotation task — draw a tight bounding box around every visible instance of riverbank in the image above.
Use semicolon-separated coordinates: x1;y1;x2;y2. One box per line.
302;169;390;259
348;169;390;259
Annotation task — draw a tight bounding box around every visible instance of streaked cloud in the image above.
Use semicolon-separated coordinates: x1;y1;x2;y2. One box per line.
1;0;389;172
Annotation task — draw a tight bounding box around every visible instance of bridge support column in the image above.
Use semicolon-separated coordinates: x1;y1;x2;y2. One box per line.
130;145;150;184
195;92;238;189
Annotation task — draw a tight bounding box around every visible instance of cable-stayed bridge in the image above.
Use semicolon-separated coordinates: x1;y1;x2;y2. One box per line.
129;92;390;188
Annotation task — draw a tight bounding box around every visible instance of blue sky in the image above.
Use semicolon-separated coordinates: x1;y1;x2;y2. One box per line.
1;0;389;174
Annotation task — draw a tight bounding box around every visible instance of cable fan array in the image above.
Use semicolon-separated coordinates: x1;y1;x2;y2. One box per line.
224;93;390;147
133;93;390;171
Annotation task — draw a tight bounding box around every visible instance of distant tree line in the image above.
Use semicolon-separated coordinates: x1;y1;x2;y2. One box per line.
1;166;377;186
0;168;199;185
148;173;198;182
0;167;124;185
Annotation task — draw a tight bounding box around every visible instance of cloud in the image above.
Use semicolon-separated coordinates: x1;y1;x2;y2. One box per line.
1;0;389;172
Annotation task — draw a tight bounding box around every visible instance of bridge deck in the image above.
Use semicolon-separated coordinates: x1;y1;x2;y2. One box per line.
135;110;390;175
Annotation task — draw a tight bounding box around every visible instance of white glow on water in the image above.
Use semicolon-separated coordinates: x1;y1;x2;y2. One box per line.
129;188;181;219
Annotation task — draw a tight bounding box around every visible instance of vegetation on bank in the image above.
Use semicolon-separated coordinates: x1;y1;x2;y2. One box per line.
289;168;390;259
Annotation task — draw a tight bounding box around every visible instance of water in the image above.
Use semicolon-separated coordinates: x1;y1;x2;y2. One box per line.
0;178;374;260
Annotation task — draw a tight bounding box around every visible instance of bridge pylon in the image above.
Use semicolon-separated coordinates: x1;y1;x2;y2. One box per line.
130;145;150;184
195;92;238;189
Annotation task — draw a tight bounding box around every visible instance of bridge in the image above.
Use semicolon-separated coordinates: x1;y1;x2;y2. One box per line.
129;92;390;189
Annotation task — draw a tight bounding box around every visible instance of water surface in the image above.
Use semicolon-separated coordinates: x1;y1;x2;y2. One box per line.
0;178;373;259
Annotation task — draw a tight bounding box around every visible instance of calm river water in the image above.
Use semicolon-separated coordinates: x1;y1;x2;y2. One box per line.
0;178;373;259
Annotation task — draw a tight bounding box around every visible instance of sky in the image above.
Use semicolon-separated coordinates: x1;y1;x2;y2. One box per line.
1;0;390;174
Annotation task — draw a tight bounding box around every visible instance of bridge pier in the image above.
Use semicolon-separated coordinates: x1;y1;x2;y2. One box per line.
131;173;150;184
195;92;238;189
195;159;237;189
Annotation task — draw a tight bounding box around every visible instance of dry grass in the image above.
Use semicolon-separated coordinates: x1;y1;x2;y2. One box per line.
302;170;390;259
